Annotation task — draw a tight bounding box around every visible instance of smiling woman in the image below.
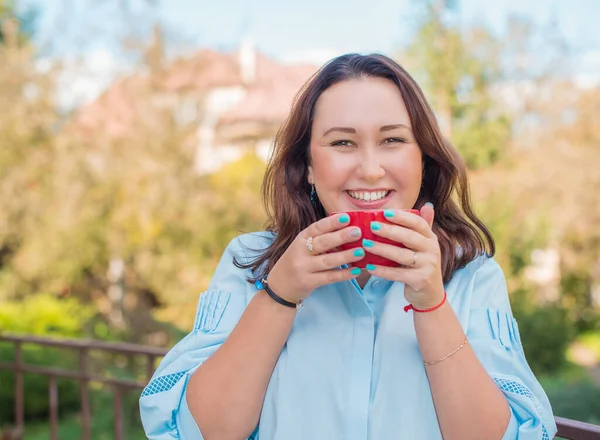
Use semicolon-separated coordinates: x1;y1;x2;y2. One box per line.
139;53;557;440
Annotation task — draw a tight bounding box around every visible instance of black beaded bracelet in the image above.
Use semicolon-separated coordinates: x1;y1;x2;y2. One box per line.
255;278;303;309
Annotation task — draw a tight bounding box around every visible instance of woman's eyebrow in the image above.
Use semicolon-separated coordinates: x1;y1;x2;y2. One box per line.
322;124;412;137
380;124;412;132
322;126;356;136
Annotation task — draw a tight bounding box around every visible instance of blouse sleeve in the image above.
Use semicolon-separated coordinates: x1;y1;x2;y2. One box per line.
466;257;557;440
139;235;263;439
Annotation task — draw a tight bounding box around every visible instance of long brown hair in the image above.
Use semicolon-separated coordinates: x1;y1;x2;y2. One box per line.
237;53;494;284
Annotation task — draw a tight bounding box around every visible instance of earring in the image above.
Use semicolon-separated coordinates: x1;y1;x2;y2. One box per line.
310;184;317;205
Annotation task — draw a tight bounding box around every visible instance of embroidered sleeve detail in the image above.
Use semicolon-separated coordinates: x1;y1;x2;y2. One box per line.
493;377;550;440
494;377;533;397
141;371;186;397
510;316;523;350
193;290;231;332
542;426;550;440
484;309;523;351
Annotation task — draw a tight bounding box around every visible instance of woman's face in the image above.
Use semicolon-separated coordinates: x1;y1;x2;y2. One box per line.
308;77;423;214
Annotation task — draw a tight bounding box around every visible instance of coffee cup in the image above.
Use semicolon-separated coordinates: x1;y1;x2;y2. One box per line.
330;209;421;268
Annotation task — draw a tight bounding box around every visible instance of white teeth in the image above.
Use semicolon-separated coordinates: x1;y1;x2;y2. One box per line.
348;191;390;201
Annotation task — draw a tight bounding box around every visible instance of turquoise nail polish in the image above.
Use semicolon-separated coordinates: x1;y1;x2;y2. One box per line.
350;267;361;276
353;248;365;257
362;239;374;248
366;264;376;271
371;221;382;231
425;202;434;208
339;213;350;223
384;209;395;218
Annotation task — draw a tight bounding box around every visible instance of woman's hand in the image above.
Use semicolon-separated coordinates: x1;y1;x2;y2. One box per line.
266;214;365;303
363;204;445;309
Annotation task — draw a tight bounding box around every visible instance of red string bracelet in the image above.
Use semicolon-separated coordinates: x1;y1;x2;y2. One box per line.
404;291;447;313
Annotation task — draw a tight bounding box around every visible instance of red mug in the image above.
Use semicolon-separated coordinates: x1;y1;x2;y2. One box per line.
330;209;421;268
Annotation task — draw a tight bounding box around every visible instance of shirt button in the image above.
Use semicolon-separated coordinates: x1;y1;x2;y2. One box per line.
372;280;380;288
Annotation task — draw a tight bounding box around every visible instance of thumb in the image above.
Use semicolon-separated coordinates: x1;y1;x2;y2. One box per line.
420;202;435;228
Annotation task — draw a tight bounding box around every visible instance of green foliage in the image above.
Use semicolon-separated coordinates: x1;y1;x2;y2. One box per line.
572;332;600;361
0;346;80;423
542;376;600;425
559;228;600;333
16;388;146;440
513;303;577;376
452;114;511;169
475;186;549;281
0;294;93;423
0;0;14;22
0;23;266;337
474;188;586;377
400;1;512;169
0;0;37;45
0;294;93;336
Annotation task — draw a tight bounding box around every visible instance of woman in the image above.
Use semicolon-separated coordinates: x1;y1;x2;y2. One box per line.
140;53;556;440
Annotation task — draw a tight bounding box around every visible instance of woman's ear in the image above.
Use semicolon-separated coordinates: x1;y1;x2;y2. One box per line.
307;165;314;185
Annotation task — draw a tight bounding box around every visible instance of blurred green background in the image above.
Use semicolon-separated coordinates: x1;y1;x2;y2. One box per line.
1;0;599;437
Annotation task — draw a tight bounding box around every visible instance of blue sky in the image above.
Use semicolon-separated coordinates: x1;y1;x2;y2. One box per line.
156;0;599;62
21;0;599;62
18;0;600;107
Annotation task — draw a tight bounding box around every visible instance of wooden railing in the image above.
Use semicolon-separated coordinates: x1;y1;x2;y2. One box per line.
0;334;167;440
0;334;599;439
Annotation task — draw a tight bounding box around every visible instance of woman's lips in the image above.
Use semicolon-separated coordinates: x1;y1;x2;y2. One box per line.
344;190;394;209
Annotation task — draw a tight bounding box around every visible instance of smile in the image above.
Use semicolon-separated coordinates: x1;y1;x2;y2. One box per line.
347;190;391;202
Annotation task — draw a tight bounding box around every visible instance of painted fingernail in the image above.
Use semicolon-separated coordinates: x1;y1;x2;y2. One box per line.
353;248;365;257
370;221;382;231
349;227;362;238
362;239;374;248
350;267;361;276
384;209;395;218
338;214;350;223
366;264;376;271
425;202;434;208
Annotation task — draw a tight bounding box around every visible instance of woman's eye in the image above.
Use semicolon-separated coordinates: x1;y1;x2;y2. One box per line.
331;140;355;147
382;137;406;144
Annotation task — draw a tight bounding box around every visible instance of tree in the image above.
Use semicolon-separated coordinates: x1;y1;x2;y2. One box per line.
399;0;511;169
0;21;268;341
0;0;37;45
398;1;599;376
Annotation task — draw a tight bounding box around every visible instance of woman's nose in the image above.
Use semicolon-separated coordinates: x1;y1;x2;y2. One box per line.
358;150;385;182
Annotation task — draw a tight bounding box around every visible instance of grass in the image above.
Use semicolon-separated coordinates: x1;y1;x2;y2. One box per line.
23;414;147;440
20;388;147;440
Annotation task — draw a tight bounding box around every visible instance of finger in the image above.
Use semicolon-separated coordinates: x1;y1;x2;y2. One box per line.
419;203;435;229
368;223;429;252
313;266;362;286
312;246;365;271
362;242;419;267
310;226;362;254
364;264;414;284
304;213;351;239
381;209;433;238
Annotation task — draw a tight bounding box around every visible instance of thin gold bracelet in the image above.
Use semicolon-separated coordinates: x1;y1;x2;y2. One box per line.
423;336;469;366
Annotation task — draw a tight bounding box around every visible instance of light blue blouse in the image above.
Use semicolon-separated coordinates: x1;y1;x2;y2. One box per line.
140;232;557;439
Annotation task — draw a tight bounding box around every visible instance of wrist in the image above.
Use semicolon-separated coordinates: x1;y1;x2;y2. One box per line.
254;290;298;315
267;268;307;303
256;274;304;309
404;290;446;313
